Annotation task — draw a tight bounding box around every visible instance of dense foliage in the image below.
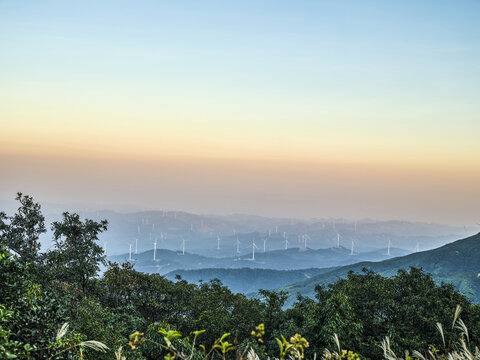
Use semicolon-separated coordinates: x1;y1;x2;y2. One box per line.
0;193;479;359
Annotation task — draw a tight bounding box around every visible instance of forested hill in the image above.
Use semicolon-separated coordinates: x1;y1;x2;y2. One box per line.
164;267;337;294
282;232;480;302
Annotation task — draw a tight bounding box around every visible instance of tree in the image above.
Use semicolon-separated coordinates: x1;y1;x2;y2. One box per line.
0;237;71;358
0;192;46;263
49;212;108;297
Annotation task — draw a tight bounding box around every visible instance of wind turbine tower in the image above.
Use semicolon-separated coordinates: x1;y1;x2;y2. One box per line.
387;239;391;256
336;233;340;248
216;235;221;250
135;238;138;255
129;244;132;261
153;238;157;261
415;241;420;253
236;237;240;254
263;238;267;252
350;239;354;256
181;238;186;256
285;235;289;250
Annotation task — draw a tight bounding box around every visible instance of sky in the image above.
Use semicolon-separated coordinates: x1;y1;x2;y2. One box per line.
1;0;479;224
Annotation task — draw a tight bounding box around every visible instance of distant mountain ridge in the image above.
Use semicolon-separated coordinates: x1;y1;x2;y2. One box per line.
33;206;469;257
108;245;411;275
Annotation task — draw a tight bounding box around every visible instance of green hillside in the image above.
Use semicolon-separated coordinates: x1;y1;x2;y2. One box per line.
282;232;480;302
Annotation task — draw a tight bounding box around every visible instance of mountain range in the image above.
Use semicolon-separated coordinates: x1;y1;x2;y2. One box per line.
108;232;480;304
108;245;410;275
28;204;469;256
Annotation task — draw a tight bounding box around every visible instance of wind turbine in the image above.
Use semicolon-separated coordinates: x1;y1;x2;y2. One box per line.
263;238;267;252
387;239;391;256
249;239;259;261
415;241;420;253
336;232;340;248
350;238;354;256
284;235;289;250
236;237;240;254
303;234;312;249
216;235;221;250
129;244;132;261
135;238;138;255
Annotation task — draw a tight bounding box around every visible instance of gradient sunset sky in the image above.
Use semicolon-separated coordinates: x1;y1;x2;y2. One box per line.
1;0;479;224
